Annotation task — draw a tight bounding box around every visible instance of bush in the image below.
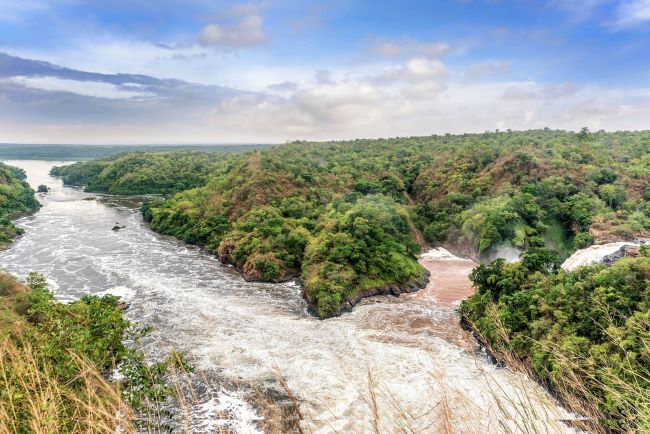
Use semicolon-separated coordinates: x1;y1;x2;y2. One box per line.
255;255;282;281
573;232;593;249
0;162;40;248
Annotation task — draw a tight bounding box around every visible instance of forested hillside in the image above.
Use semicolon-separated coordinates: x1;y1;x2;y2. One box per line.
0;162;40;248
52;129;650;317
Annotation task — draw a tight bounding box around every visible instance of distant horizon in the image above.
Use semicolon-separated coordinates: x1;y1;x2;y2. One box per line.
0;143;275;147
1;126;650;147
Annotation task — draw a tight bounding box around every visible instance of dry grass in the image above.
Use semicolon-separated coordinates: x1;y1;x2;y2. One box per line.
0;336;133;434
261;353;577;434
0;334;594;434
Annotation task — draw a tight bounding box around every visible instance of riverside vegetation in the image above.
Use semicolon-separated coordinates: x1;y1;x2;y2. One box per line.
53;129;650;319
0;162;40;248
0;271;190;433
50;151;227;195
459;247;650;432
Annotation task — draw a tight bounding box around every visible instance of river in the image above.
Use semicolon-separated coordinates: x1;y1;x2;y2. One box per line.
0;160;575;433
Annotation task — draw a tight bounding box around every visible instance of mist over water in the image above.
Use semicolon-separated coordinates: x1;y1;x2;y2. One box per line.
0;161;575;433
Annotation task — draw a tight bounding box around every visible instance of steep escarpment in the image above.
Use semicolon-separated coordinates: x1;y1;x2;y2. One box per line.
0;162;40;248
52;129;650;317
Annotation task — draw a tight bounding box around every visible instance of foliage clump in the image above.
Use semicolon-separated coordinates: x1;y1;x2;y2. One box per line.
0;272;189;432
51;151;228;195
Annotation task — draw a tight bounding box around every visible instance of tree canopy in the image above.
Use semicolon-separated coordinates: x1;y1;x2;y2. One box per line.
52;129;650;317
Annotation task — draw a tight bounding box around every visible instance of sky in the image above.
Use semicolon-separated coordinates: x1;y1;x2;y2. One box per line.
0;0;649;144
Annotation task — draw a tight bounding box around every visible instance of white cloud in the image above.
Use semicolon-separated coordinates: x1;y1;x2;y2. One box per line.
291;82;383;124
553;0;650;30
611;0;650;29
466;60;511;78
400;81;447;100
1;52;649;144
378;58;449;83
6;38;209;78
365;36;450;58
267;81;299;94
551;0;609;21
10;76;154;99
199;9;267;47
195;63;650;142
501;82;581;100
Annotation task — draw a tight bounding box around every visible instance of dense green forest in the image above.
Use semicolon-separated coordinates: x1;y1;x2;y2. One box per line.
52;129;650;318
0;162;40;248
0;143;269;160
459;248;650;432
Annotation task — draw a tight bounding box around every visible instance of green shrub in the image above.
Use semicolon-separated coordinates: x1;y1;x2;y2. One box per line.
1;272;191;431
573;232;594;249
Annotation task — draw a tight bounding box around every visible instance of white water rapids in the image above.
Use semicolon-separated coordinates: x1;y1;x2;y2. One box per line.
0;161;577;433
561;241;639;271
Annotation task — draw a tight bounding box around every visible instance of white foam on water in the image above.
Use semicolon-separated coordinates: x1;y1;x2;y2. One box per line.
562;241;638;270
97;286;136;301
420;247;473;261
199;392;264;434
484;244;523;263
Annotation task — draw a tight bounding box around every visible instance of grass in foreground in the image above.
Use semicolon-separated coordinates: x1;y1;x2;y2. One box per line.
0;272;192;433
